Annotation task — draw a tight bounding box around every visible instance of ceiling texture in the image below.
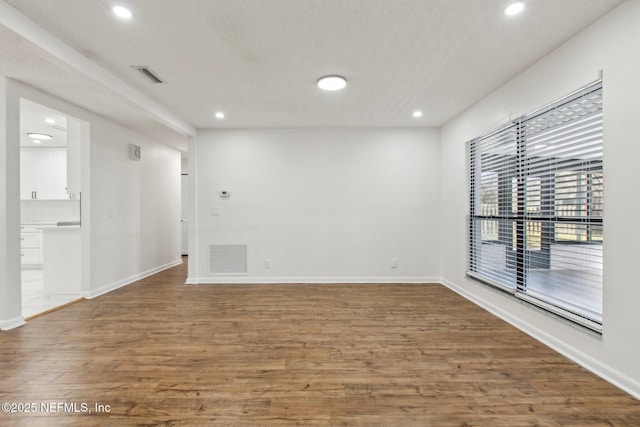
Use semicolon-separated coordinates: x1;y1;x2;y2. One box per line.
0;0;624;153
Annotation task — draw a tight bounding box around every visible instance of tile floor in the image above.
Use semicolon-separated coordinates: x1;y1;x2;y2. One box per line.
21;269;81;318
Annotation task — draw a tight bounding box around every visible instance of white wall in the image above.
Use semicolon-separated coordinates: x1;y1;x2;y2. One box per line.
90;115;182;295
189;128;441;283
0;79;182;328
0;76;25;330
440;0;640;398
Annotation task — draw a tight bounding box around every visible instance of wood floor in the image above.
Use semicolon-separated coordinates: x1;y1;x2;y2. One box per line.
1;259;639;426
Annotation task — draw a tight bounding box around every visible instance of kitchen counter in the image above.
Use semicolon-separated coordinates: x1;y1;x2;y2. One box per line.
22;222;80;228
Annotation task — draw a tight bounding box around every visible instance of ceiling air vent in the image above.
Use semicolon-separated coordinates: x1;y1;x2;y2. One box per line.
131;66;165;84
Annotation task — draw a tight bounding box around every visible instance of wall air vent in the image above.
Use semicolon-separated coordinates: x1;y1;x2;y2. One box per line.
209;245;247;274
131;66;165;84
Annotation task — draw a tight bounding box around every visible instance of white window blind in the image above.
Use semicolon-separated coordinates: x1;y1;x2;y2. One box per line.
468;80;603;331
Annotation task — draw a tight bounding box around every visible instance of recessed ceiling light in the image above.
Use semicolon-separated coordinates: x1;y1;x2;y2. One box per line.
27;133;53;140
505;1;525;16
45;118;55;124
215;112;225;119
113;5;133;19
317;75;347;91
413;111;423;118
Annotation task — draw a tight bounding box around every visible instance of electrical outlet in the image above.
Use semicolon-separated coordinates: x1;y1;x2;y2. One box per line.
391;258;398;269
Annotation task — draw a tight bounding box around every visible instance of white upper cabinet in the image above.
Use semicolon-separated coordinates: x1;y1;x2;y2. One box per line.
66;118;83;195
20;147;68;200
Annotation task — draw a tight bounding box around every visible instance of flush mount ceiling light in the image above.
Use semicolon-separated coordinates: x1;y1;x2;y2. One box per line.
215;112;225;119
112;5;133;19
413;111;423;118
317;75;347;91
27;133;52;140
505;1;525;16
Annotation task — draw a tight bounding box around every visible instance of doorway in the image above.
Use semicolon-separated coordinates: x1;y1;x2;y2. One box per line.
19;99;87;318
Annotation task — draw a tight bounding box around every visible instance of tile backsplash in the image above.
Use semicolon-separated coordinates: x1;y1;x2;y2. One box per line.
21;200;81;224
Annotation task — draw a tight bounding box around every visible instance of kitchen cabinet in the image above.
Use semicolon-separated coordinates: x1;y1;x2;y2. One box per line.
20;148;68;200
20;226;43;268
66;118;83;195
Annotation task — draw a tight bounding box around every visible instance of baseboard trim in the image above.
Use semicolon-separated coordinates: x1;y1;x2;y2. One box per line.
24;298;85;321
0;315;27;331
82;258;183;299
440;277;640;400
185;276;440;285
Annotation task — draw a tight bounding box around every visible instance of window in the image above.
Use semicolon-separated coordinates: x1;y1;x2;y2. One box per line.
468;80;603;331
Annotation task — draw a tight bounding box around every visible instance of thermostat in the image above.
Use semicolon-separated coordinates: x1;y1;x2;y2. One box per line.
129;144;141;161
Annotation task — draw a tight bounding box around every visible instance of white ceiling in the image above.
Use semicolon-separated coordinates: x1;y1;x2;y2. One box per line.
20;98;68;148
0;0;624;153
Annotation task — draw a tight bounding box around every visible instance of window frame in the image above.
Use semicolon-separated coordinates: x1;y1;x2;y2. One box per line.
467;80;603;332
